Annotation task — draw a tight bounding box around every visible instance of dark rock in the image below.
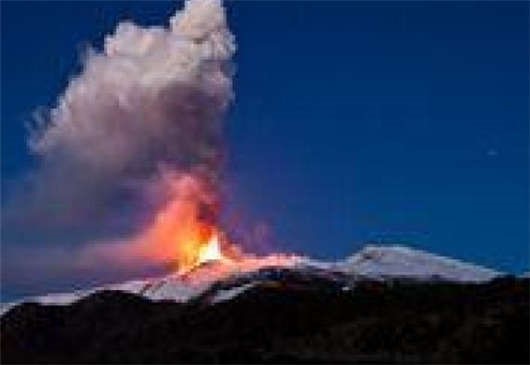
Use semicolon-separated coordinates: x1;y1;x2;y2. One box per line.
1;277;528;363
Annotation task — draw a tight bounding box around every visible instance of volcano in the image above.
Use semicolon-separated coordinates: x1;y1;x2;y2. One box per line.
1;245;528;364
0;245;502;311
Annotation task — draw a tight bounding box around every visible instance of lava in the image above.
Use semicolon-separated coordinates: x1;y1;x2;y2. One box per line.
81;173;302;279
196;233;224;265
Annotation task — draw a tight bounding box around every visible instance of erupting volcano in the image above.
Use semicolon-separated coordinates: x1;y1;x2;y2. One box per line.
95;169;302;280
196;233;224;266
2;0;528;363
9;0;304;282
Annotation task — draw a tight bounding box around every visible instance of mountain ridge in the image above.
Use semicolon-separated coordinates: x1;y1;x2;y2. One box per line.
1;244;504;315
2;274;528;363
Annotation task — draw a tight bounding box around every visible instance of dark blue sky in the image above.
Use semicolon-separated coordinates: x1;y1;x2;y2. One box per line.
2;1;528;273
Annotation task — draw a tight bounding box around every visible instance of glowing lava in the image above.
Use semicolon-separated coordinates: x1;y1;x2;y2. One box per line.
196;233;227;266
83;173;302;277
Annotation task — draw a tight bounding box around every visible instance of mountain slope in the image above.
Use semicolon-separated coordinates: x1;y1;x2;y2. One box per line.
0;245;503;313
2;276;528;363
340;245;501;282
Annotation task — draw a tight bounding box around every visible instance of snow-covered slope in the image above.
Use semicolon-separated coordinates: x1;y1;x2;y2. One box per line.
1;245;503;314
337;245;501;283
0;256;299;314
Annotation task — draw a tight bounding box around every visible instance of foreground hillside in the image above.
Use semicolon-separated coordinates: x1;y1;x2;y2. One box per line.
2;275;528;363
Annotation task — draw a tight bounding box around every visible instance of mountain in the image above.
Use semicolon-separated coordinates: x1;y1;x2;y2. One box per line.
339;245;501;282
1;274;528;363
0;245;503;313
2;245;528;364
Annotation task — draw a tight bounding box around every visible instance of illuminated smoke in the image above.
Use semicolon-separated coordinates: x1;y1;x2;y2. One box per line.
3;0;237;292
28;0;234;223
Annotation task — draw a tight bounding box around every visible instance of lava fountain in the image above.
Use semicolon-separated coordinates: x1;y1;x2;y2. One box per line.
196;233;227;266
70;0;303;282
124;172;301;279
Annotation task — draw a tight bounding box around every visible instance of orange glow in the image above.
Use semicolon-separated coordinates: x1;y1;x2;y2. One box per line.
81;173;303;279
75;166;309;295
196;233;225;265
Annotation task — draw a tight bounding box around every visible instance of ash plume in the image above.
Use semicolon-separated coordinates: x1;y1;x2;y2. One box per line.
2;0;235;295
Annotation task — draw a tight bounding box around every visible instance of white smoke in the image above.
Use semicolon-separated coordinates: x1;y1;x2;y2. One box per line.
31;0;234;161
9;0;234;225
3;0;236;294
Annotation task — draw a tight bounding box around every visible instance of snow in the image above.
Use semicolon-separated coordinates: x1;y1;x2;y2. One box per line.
33;291;88;305
339;245;501;283
0;290;88;315
140;277;211;302
0;303;18;316
109;279;152;293
1;245;504;314
210;282;257;304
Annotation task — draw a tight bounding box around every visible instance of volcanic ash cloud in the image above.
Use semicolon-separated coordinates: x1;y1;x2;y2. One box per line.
3;0;236;289
29;0;235;219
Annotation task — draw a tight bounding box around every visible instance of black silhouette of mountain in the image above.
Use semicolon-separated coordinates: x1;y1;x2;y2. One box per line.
2;270;528;364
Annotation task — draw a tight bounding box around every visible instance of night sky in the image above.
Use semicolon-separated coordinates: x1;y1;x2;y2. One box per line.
2;0;528;293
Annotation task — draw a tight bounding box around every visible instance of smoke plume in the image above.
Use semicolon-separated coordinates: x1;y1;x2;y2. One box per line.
2;0;236;295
